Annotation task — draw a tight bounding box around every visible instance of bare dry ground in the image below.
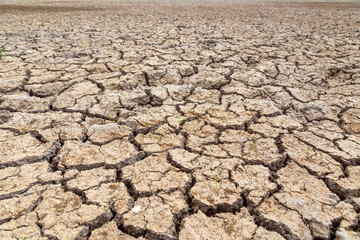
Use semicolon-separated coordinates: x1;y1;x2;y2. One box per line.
0;1;360;239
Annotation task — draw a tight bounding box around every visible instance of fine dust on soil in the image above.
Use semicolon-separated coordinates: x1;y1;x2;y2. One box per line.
0;1;360;239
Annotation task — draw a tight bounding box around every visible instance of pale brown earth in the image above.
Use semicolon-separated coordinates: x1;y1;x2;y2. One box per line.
0;1;360;239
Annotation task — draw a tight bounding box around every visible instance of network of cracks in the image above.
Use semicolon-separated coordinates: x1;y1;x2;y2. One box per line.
0;2;360;240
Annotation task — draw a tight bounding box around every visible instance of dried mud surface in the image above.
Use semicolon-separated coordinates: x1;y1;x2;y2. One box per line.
0;1;360;240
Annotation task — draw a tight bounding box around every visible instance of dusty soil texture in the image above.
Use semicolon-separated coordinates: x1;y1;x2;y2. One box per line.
1;1;360;239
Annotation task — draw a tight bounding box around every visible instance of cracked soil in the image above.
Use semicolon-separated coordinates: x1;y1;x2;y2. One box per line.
0;1;360;239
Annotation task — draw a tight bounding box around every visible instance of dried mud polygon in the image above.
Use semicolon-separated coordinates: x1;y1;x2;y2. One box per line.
0;1;360;239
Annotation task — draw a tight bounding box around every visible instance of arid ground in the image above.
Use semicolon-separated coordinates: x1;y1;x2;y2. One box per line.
0;1;360;239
